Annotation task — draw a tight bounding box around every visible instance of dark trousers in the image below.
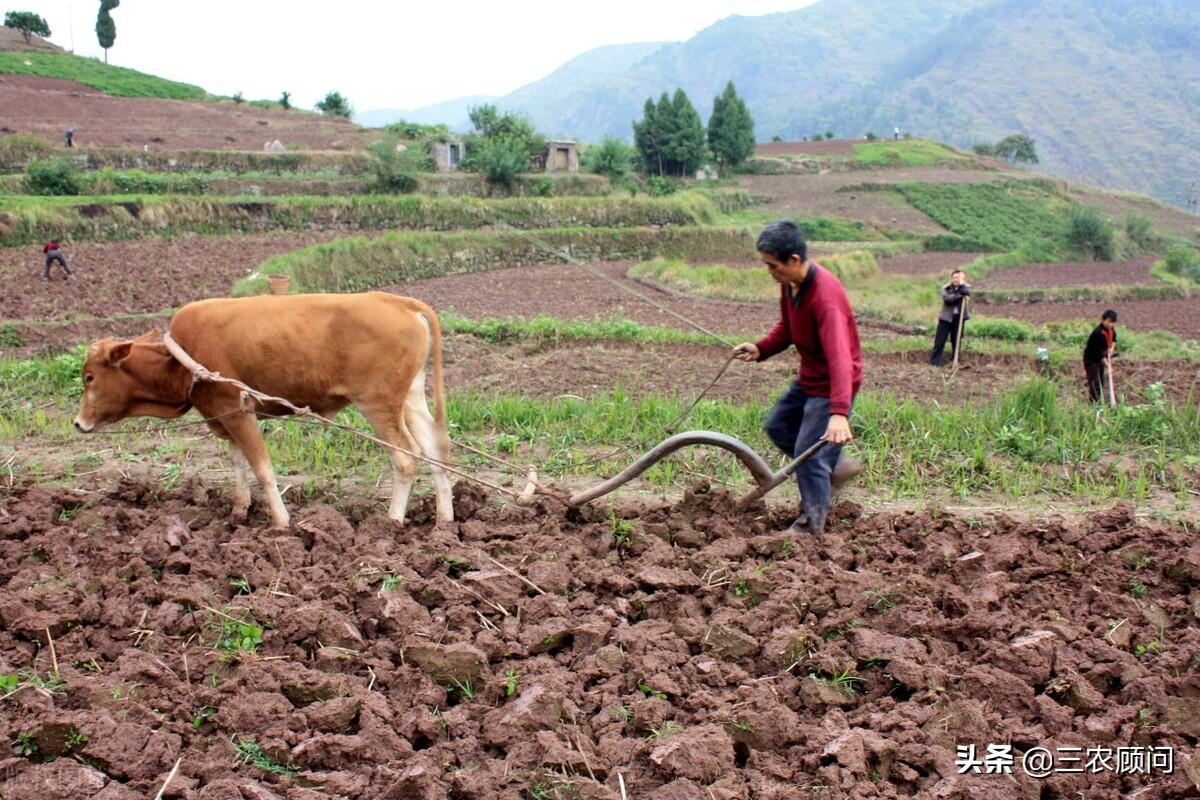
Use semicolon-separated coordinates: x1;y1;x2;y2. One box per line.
764;381;846;535
930;316;965;366
43;251;72;280
1085;360;1107;403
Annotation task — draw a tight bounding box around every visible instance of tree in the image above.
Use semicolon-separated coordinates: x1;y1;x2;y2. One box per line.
666;89;707;177
4;11;51;44
632;94;669;176
463;103;543;172
583;136;635;181
632;89;706;177
279;91;291;110
95;0;119;63
707;81;756;174
316;91;353;118
994;134;1038;165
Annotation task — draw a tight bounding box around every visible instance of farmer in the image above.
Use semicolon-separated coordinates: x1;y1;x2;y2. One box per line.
64;128;75;148
929;269;971;366
893;126;900;140
733;221;863;536
42;241;76;282
1084;309;1119;403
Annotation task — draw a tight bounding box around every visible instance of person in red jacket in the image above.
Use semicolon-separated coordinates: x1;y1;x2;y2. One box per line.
42;241;76;282
733;221;864;535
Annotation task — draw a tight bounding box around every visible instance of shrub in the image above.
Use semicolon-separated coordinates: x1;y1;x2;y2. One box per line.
1124;213;1158;253
1066;206;1116;261
583;136;634;181
473;138;529;193
368;138;428;193
24;157;83;195
1160;245;1200;284
232;91;244;105
530;178;553;197
646;176;677;197
865;132;877;141
0;133;53;167
315;91;353;118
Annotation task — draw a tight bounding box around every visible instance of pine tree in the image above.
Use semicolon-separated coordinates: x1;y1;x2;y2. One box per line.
666;89;706;176
96;0;119;63
707;81;756;174
633;94;667;176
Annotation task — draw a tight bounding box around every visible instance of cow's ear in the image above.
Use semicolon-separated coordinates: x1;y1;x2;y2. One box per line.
107;341;134;366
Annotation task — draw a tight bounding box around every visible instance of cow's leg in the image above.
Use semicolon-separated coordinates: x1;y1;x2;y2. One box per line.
404;372;454;522
362;407;420;524
229;443;253;523
223;413;289;528
206;420;252;523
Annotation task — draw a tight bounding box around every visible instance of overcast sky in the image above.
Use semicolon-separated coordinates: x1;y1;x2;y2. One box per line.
15;1;815;111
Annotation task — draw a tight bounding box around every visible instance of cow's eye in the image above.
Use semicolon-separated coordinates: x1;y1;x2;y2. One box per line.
85;374;94;384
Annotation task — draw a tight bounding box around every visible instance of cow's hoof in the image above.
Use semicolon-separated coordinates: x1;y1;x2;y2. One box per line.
231;509;249;525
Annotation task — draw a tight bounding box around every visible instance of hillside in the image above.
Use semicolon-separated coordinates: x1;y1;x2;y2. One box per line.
0;34;373;151
411;0;1198;208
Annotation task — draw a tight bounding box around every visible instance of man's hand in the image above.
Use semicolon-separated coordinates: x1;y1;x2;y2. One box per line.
826;414;853;444
732;342;760;363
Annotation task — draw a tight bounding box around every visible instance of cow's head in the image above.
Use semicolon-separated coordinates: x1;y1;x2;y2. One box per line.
74;335;191;433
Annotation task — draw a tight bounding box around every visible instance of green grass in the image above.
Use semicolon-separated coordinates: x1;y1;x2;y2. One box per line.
631;252;880;303
897;181;1071;252
854;140;965;167
0;191;743;247
0;52;205;99
3;344;1197;503
236;225;755;296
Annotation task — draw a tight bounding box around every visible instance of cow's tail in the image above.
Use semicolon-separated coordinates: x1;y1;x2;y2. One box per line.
414;301;447;429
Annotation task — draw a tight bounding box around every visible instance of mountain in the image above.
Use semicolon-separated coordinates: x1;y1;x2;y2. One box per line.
354;94;498;130
808;0;1200;208
393;0;1197;207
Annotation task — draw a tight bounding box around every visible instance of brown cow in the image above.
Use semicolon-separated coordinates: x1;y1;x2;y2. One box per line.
74;292;454;528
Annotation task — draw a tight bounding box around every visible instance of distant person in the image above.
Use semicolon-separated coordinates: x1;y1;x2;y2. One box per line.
733;221;864;537
64;128;75;148
930;270;971;367
893;126;900;140
1084;309;1119;403
42;241;76;283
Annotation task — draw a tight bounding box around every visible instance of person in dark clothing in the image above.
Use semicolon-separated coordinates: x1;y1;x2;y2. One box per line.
930;270;971;366
42;241;76;282
64;128;75;148
1084;309;1118;403
733;221;864;536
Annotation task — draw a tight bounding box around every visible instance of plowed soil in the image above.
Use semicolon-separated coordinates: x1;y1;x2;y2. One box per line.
0;76;374;151
979;258;1160;289
1;481;1198;799
878;252;984;278
0;233;343;324
980;299;1200;341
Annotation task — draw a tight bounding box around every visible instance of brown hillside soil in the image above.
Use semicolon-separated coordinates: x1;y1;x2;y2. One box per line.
0;78;374;151
0;28;62;53
879;252;984;278
979;258;1160;289
737;172;995;233
0;233;345;322
981;299;1200;342
1066;185;1200;239
0;481;1197;798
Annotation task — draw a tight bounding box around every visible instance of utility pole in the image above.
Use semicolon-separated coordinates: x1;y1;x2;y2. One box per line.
67;0;75;52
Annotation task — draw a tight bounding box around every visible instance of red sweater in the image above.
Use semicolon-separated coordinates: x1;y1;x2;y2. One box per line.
755;264;863;416
43;242;61;253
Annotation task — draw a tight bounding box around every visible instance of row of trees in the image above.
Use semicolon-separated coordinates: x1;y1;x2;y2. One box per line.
973;134;1039;165
633;81;755;177
3;4;120;61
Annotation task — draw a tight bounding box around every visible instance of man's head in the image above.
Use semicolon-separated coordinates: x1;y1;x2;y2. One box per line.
757;221;808;285
1101;309;1118;329
950;269;966;286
